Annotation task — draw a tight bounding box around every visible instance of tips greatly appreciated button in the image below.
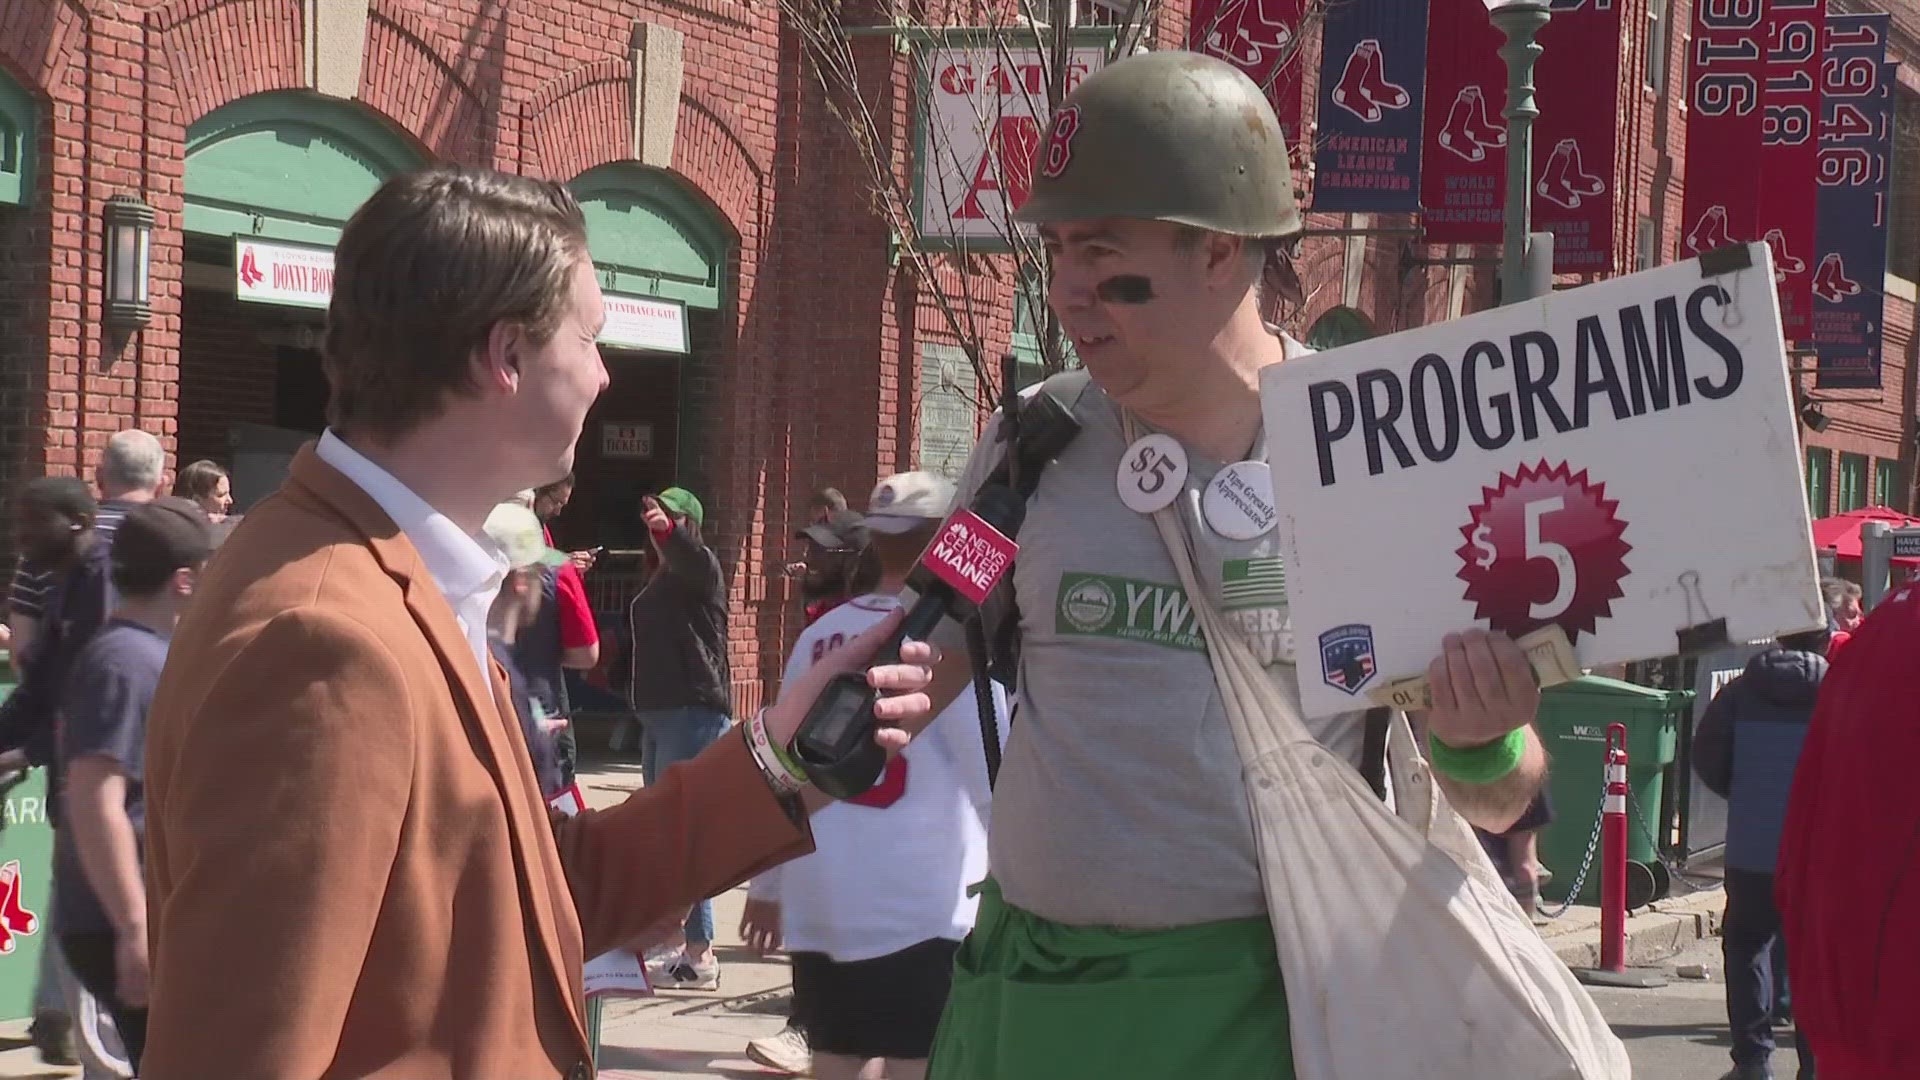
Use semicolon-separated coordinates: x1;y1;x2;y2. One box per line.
1204;461;1277;540
1118;433;1189;514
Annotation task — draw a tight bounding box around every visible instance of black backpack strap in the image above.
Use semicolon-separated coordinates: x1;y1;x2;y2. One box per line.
1360;707;1393;802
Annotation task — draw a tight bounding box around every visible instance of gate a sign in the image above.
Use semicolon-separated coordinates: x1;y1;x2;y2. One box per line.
913;35;1110;249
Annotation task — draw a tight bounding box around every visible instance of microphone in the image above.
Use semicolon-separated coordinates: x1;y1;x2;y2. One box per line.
790;483;1027;798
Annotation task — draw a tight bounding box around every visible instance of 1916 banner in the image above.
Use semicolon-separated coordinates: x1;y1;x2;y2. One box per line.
1419;0;1507;244
1813;15;1893;389
1308;0;1430;212
1758;0;1825;342
1532;0;1625;274
1261;246;1823;719
1192;0;1309;165
1681;0;1770;260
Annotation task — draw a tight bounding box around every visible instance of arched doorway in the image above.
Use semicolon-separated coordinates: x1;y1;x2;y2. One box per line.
559;162;734;642
1305;305;1378;351
179;91;426;508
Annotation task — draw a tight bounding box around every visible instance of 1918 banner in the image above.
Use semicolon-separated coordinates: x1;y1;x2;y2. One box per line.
1309;0;1430;212
1758;0;1825;342
1261;246;1823;719
1812;15;1893;389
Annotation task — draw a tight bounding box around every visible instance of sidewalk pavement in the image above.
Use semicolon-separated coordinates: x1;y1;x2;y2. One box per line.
0;751;1731;1079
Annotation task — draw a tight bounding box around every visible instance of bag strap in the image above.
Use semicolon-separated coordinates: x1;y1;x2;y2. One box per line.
1360;708;1393;802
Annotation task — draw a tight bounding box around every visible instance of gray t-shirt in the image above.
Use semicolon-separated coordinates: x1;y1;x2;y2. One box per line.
945;372;1366;929
54;619;166;937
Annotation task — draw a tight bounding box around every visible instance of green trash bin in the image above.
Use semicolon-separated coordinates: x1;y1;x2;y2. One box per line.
0;654;58;1022
1533;675;1691;905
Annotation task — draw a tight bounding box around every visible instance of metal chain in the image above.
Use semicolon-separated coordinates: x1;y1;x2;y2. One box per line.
1537;777;1611;920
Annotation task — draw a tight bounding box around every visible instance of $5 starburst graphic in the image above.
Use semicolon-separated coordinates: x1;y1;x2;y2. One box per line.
1455;461;1632;643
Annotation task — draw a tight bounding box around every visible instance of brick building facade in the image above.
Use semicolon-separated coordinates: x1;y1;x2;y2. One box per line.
0;0;1914;705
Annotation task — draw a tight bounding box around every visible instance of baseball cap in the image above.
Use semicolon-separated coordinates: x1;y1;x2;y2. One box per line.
861;472;957;535
112;497;215;581
797;509;870;551
654;487;705;527
482;502;569;571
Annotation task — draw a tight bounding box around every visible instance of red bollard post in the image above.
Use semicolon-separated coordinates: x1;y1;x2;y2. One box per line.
1574;722;1666;988
1599;722;1629;972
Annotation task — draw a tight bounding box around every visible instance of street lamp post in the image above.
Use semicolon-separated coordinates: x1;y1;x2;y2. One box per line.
1485;0;1552;305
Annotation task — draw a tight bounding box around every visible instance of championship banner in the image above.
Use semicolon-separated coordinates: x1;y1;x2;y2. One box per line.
1419;0;1507;244
1812;15;1893;389
1261;246;1824;719
1192;0;1309;165
911;34;1110;250
1680;0;1770;260
1531;0;1625;274
1308;0;1430;212
1757;0;1825;342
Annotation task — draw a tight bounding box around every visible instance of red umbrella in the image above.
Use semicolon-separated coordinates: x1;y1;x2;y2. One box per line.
1811;506;1920;563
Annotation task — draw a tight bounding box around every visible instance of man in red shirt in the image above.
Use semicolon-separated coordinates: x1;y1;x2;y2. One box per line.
529;477;600;783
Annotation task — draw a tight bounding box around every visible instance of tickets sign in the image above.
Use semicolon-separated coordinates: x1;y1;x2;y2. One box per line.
1261;246;1825;718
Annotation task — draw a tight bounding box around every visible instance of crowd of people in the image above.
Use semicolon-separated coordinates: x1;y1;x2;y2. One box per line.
0;46;1909;1080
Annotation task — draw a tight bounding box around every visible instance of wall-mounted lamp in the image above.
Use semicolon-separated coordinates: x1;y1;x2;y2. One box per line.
104;194;156;330
1800;402;1831;433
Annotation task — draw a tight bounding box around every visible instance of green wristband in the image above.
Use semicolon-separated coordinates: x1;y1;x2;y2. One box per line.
768;731;810;784
1427;728;1527;785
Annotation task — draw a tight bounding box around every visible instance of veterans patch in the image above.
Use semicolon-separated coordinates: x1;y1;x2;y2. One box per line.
1319;623;1377;695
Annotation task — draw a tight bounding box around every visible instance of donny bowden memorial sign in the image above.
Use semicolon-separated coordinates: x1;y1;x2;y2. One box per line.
1262;244;1826;719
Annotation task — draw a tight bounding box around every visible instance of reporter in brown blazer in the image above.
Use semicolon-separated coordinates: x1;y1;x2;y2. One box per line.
140;166;938;1080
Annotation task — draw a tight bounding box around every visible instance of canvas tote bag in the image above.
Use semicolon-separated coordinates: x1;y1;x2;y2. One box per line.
1128;417;1630;1080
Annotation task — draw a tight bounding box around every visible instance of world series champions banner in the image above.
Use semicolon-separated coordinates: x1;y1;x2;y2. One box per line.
1191;0;1309;165
1681;0;1770;262
1420;0;1508;244
1812;14;1893;390
1308;0;1430;212
1261;248;1824;719
1757;0;1825;343
1532;0;1625;274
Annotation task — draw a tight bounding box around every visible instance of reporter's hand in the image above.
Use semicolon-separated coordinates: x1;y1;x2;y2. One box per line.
740;898;782;956
763;608;938;753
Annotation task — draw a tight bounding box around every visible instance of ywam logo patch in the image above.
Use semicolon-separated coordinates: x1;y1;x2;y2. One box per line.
1318;623;1377;695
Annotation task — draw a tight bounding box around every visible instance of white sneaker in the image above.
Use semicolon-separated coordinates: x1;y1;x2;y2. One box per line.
746;1021;812;1075
648;951;720;991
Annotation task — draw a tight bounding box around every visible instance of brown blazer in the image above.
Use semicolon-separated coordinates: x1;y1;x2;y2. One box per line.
142;446;812;1079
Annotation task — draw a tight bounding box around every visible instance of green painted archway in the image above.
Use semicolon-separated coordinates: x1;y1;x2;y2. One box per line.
1305;306;1378;351
570;164;730;311
0;68;35;206
185;91;426;246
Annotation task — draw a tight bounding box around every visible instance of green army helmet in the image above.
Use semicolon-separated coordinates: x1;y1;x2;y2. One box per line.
1014;49;1303;239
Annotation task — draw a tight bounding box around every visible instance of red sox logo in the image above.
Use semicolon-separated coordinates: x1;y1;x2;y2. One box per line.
1040;105;1082;180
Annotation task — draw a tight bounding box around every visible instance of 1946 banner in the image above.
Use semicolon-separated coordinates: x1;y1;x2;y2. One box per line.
1309;0;1430;212
912;37;1109;249
1813;14;1893;389
1261;246;1823;719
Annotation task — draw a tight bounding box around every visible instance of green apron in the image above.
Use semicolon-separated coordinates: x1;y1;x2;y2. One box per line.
928;880;1294;1079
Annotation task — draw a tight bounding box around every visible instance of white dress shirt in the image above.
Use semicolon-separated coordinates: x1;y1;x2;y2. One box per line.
316;430;508;697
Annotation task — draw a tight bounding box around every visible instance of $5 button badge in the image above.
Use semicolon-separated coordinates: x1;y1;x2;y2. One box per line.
1118;433;1188;514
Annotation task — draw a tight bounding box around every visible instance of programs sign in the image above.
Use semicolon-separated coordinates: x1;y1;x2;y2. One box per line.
1262;247;1824;718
